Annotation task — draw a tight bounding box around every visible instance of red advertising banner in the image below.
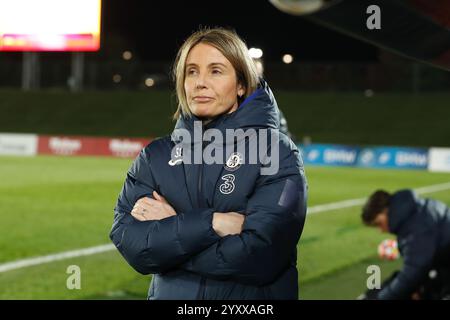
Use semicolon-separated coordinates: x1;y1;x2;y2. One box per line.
37;135;152;158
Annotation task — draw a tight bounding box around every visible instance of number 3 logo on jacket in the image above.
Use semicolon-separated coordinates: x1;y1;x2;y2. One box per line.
219;174;235;195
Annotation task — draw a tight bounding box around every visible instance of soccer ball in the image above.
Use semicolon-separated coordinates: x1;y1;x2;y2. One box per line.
269;0;340;16
378;239;399;260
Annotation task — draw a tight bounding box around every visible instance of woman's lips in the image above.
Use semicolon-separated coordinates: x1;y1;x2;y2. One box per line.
193;96;214;103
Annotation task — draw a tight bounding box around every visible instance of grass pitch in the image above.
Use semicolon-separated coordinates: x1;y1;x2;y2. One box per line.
0;155;448;299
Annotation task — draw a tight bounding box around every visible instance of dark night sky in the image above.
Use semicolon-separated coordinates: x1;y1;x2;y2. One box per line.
102;0;379;62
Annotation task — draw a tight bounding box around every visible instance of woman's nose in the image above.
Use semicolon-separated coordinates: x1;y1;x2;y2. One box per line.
195;73;208;89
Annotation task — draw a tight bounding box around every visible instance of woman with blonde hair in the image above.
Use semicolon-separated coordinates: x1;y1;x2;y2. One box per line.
110;27;307;299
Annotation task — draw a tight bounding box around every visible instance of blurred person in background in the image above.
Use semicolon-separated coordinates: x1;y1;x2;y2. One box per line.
110;27;307;300
252;57;293;140
361;189;450;299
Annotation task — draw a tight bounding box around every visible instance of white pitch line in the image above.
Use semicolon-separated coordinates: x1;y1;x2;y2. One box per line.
307;181;450;215
307;198;366;214
414;181;450;194
0;244;115;273
0;181;449;274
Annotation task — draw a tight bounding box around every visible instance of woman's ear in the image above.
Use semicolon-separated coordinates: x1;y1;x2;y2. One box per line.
237;84;245;98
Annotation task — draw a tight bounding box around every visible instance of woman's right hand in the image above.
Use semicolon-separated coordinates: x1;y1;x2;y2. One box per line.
131;191;176;221
212;212;245;237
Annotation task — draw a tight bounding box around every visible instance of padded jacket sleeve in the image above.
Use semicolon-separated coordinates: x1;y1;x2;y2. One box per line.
109;145;221;275
181;146;307;286
378;228;438;299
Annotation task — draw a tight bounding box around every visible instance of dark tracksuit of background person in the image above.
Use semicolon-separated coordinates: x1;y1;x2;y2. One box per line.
378;190;450;299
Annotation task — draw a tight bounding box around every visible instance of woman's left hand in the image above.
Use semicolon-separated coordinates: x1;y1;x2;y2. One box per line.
212;212;245;237
131;191;176;221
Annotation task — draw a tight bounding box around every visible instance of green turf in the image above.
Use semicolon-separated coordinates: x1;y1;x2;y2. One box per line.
0;89;449;147
0;156;131;262
300;257;403;300
0;155;449;299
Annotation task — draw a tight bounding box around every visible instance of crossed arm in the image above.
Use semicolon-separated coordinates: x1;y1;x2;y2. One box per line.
131;191;245;239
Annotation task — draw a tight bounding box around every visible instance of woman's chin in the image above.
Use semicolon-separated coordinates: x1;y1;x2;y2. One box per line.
191;107;215;119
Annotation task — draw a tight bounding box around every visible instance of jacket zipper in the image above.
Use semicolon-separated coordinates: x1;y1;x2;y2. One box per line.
196;276;206;300
196;139;206;300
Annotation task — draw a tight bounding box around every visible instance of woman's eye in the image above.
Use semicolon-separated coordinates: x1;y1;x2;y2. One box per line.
212;69;222;74
187;69;197;75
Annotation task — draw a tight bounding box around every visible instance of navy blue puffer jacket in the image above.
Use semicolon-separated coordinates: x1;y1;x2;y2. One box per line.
110;80;308;299
378;190;450;299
